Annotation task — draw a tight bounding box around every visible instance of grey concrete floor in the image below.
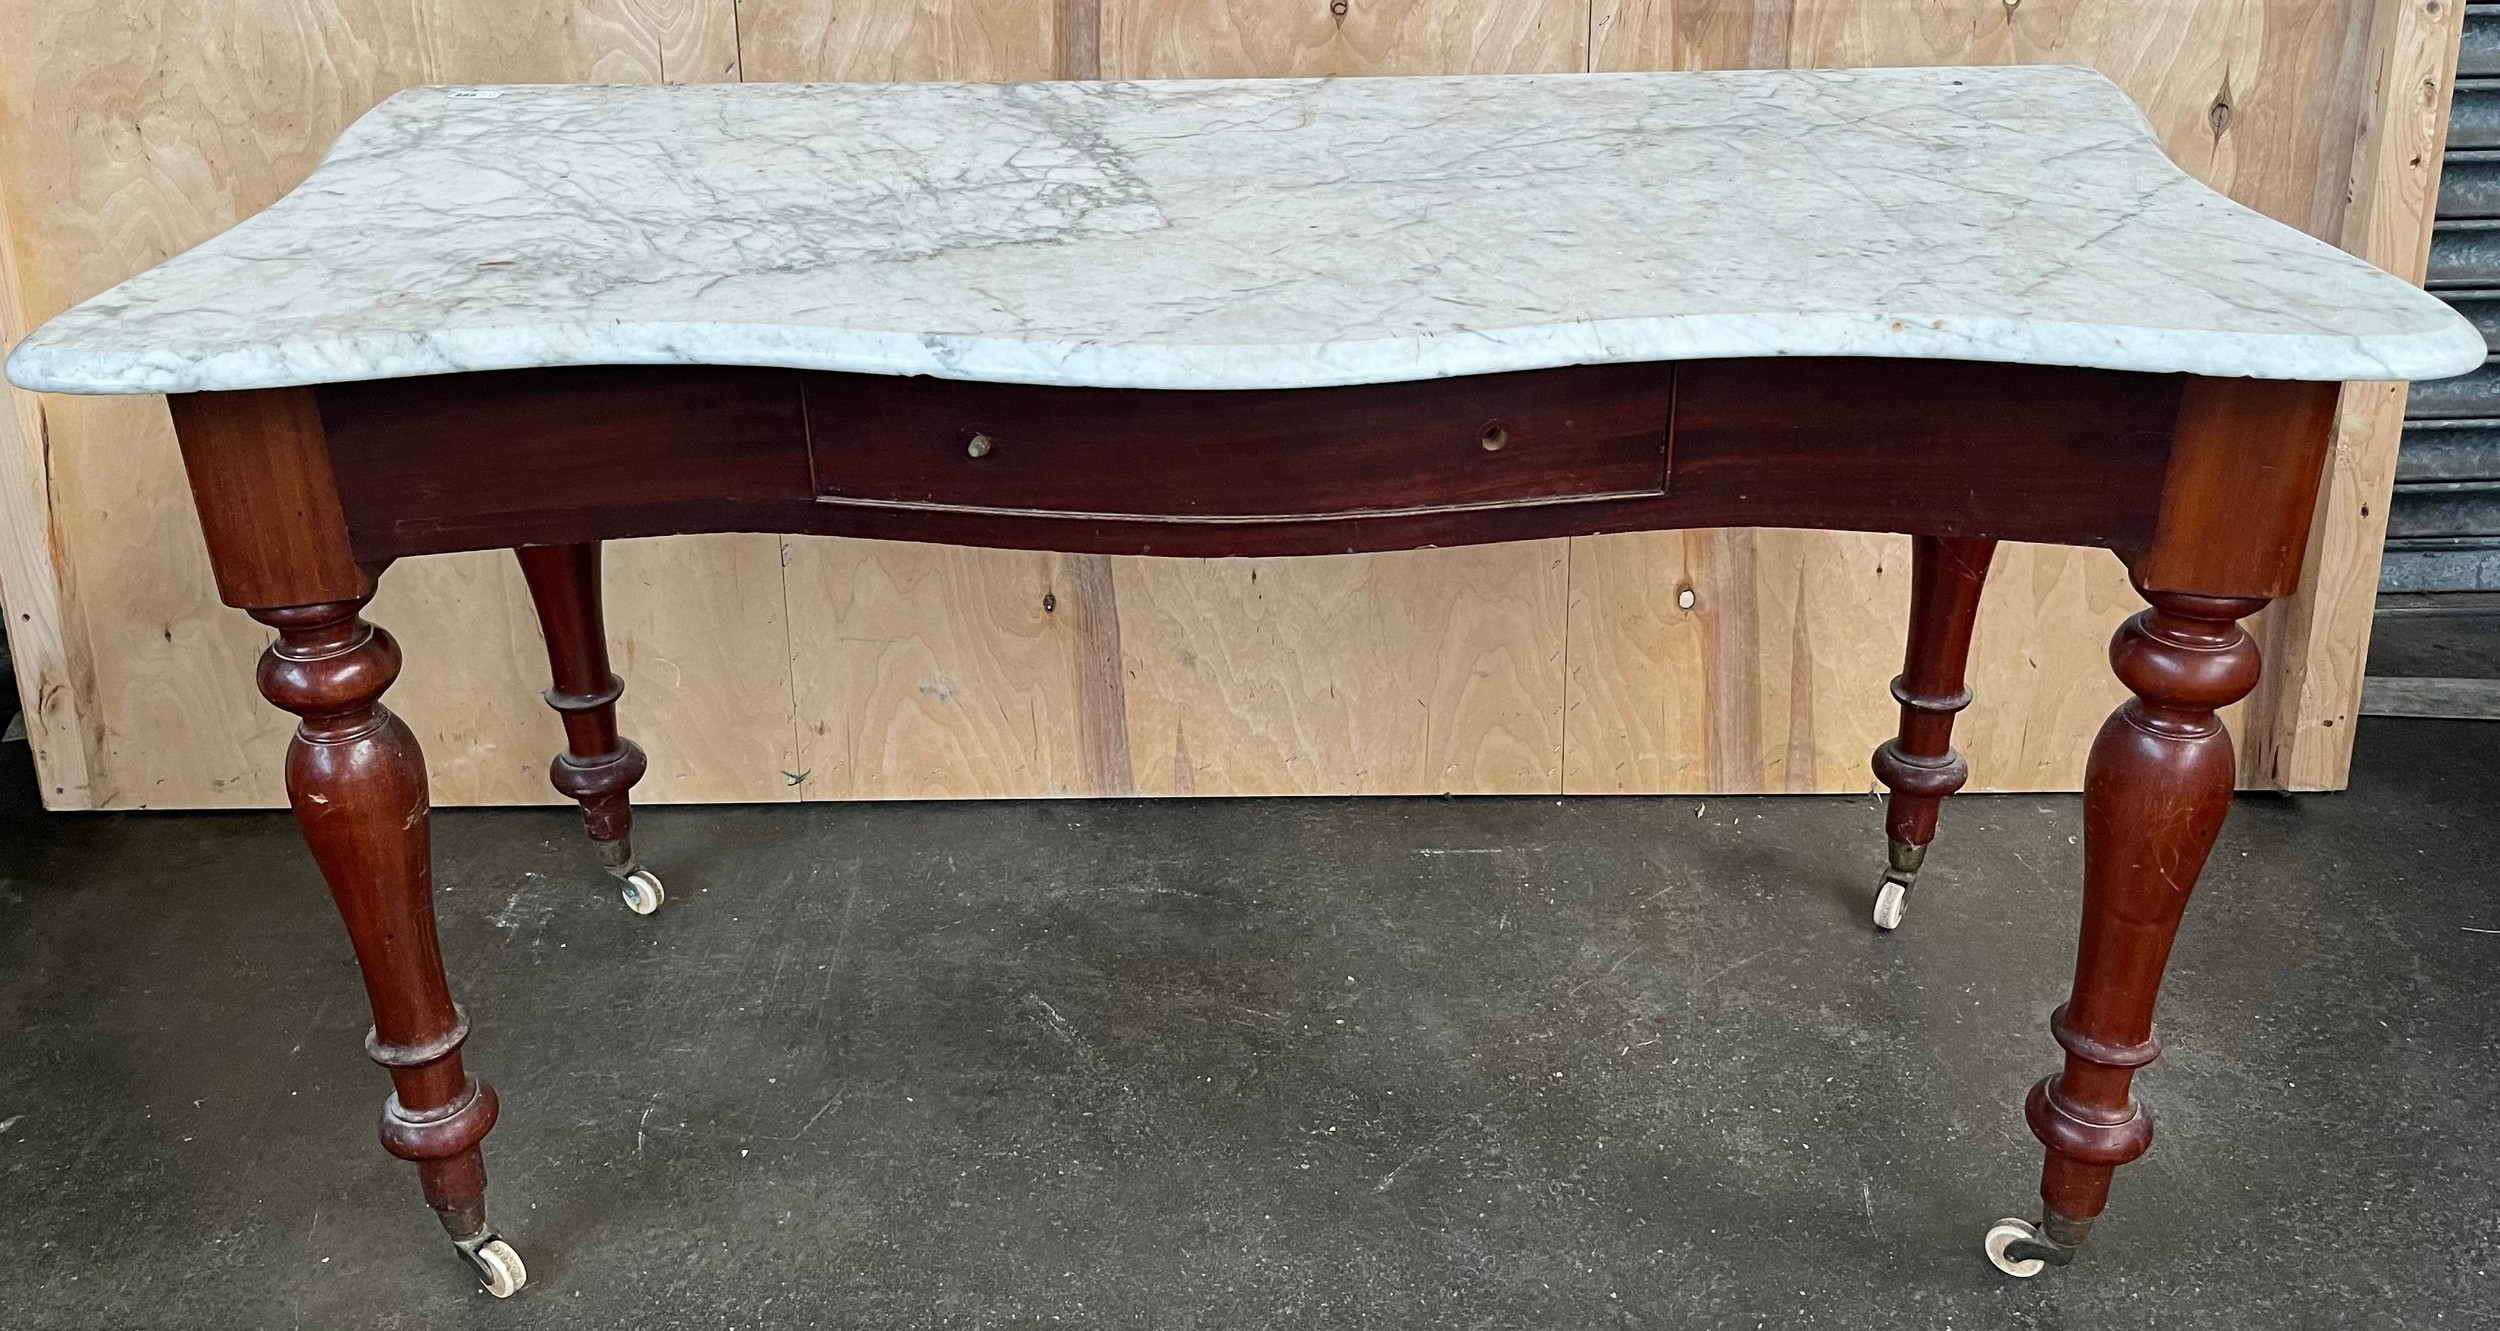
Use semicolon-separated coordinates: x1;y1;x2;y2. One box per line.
1;700;2495;1328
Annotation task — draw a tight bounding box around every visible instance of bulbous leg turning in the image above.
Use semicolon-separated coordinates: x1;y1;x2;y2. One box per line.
515;543;662;914
253;593;524;1296
1869;536;1996;929
1988;586;2267;1276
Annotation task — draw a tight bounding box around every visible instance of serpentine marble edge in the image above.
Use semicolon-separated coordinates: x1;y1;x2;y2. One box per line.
6;66;2484;395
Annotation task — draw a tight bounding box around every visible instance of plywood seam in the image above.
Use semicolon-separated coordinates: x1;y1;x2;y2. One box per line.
775;535;807;793
1556;533;1574;793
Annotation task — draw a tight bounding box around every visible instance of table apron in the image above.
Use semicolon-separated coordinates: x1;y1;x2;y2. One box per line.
305;358;2205;566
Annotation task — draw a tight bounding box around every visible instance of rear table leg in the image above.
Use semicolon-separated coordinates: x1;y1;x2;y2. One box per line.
515;542;661;914
1868;536;1997;929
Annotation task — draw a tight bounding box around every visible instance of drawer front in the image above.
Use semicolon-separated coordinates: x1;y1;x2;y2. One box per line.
803;364;1673;521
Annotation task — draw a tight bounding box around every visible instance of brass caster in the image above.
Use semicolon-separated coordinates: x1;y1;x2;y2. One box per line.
1872;838;1927;931
455;1232;528;1298
595;836;664;915
610;865;664;915
1872;871;1913;930
1983;1217;2044;1277
1982;1216;2079;1278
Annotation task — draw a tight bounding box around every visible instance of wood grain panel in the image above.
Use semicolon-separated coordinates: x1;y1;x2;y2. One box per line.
1102;0;1586;78
738;0;1059;81
2260;0;2468;789
38;392;283;807
1593;0;1792;70
1563;529;1740;793
1122;544;1569;795
0;158;107;807
1565;529;1906;793
784;538;1098;798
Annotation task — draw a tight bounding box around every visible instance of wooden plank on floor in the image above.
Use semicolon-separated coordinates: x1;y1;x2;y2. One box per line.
2358;676;2500;719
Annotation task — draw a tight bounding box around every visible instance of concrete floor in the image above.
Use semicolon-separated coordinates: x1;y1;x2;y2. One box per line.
0;692;2494;1328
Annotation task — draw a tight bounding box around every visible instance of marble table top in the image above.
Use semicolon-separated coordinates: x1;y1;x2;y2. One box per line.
8;67;2483;395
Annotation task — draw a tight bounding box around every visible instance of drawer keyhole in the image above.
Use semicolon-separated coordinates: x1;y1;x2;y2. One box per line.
1479;423;1509;452
966;432;995;459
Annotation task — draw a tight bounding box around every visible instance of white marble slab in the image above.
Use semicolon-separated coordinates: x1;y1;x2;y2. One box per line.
7;67;2483;395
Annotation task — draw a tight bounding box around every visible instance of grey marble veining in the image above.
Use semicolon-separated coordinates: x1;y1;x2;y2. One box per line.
6;68;2483;395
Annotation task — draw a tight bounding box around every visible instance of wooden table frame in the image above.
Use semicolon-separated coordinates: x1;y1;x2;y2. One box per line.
168;354;2341;1287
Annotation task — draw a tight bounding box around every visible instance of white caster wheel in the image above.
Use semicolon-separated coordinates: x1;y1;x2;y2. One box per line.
616;867;665;915
458;1235;528;1298
1983;1217;2047;1278
1872;876;1909;931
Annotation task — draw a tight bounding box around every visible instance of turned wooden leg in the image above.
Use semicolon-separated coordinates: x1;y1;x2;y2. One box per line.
1868;535;1996;929
1983;585;2268;1277
254;592;526;1297
514;542;661;915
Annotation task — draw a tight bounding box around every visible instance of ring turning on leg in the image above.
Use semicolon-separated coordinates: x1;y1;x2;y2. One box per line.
1869;536;1996;929
516;543;662;914
1991;585;2267;1275
253;593;524;1296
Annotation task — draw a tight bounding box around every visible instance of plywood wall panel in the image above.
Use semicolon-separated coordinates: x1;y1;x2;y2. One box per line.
1592;0;1791;70
1564;529;1911;795
1121;544;1569;796
1103;0;1586;78
737;0;1059;81
35;393;281;807
2263;0;2468;789
785;540;1099;799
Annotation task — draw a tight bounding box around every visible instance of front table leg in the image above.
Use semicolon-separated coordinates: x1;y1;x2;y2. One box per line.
1985;585;2267;1276
253;594;526;1297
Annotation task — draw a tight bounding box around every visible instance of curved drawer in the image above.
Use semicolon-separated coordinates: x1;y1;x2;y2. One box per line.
801;365;1674;522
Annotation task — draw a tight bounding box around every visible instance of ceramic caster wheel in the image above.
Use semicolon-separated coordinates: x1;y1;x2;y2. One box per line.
615;867;665;915
458;1235;528;1298
1984;1217;2048;1278
1872;875;1910;931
